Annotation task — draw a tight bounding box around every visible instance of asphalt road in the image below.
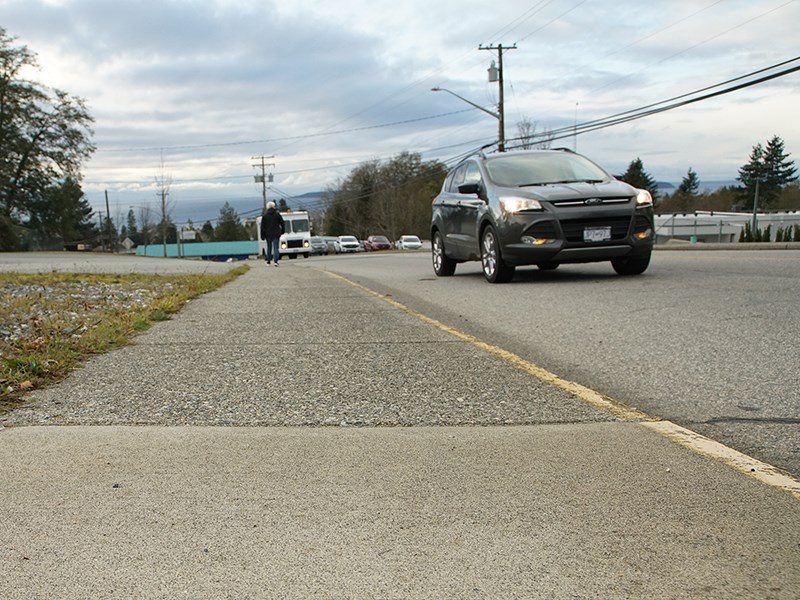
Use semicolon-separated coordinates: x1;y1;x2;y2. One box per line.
305;248;800;478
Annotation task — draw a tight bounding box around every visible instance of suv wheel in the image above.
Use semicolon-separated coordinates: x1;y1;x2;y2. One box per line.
612;251;651;275
481;226;515;283
432;231;456;276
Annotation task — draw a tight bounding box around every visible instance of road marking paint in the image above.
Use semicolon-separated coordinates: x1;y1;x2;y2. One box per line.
643;421;800;500
321;268;800;500
322;270;653;422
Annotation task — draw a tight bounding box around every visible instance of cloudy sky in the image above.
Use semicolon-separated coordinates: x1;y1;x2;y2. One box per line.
3;0;799;225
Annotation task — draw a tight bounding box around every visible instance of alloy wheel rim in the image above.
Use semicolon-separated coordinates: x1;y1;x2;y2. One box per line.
482;231;497;277
433;235;442;271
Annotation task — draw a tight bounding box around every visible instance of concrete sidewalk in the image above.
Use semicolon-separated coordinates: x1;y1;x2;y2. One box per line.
2;260;800;598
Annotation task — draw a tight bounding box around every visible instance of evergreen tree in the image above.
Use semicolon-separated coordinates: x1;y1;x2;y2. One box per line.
674;167;700;212
214;202;248;241
616;158;659;201
0;29;95;241
201;220;215;242
26;178;97;249
125;209;139;243
738;136;797;210
763;135;798;197
677;168;700;196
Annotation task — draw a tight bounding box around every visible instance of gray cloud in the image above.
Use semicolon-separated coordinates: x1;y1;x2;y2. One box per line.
2;0;798;222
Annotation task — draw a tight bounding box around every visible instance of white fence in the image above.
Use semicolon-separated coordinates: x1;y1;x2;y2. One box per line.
654;211;800;244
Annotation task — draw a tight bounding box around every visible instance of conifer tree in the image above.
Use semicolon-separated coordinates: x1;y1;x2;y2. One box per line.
617;158;659;201
674;167;700;212
738;136;797;209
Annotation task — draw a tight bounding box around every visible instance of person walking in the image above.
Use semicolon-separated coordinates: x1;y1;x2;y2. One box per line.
260;201;285;266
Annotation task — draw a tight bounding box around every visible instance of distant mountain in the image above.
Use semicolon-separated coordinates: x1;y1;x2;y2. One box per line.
699;180;739;192
655;180;739;195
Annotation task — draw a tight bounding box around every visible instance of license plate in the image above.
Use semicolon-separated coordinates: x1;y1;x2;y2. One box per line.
584;226;611;242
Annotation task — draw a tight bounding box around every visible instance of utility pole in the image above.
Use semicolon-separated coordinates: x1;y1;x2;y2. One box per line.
160;188;168;258
480;43;516;152
752;178;760;235
97;211;105;252
252;155;275;212
104;190;112;253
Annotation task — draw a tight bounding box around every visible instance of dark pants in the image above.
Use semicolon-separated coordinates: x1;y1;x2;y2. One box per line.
265;237;280;263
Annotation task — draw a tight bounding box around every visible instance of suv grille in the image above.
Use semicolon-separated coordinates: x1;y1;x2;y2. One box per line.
560;216;631;242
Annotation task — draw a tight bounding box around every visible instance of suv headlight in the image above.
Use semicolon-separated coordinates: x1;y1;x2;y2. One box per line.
500;196;543;214
635;189;653;206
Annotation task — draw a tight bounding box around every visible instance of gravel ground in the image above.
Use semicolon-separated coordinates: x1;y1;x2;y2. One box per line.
0;279;167;346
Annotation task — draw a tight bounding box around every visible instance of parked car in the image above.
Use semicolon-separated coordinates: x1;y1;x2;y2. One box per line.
363;235;392;251
322;236;339;254
309;236;328;255
430;148;655;283
335;235;361;253
396;235;422;250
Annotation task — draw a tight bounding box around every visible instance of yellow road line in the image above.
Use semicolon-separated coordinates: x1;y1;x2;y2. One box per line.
321;268;800;500
323;270;653;422
643;421;800;500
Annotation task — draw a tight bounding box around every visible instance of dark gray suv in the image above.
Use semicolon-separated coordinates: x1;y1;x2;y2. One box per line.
430;149;655;283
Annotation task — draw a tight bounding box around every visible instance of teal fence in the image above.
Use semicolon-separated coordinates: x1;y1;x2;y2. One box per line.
136;240;259;260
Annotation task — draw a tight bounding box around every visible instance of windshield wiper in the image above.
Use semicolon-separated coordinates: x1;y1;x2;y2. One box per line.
519;179;604;187
552;179;605;184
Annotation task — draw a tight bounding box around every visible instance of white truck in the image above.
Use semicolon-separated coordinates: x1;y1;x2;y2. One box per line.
257;210;312;259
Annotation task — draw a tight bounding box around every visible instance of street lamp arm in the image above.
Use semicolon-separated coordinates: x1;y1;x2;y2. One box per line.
431;87;499;120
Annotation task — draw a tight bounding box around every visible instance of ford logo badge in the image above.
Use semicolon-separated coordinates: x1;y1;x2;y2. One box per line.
584;198;603;205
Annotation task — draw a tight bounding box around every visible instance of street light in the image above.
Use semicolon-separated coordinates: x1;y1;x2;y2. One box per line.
432;86;503;151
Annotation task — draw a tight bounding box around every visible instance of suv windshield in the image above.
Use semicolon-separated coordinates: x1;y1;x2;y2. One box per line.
484;152;609;187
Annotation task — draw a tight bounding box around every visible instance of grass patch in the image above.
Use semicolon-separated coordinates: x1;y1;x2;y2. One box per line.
0;265;247;413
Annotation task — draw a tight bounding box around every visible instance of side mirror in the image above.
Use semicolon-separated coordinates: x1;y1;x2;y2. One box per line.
458;182;481;195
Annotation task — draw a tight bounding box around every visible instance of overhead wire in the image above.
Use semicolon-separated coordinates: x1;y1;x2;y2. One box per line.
506;57;800;147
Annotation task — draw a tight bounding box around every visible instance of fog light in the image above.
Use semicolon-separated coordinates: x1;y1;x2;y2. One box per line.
521;236;553;246
635;228;653;240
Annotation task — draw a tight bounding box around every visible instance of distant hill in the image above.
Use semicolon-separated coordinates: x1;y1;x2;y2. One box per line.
656;180;739;195
286;191;326;212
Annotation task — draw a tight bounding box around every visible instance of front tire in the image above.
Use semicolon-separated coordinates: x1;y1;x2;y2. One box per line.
612;251;651;275
432;231;456;276
481;226;515;283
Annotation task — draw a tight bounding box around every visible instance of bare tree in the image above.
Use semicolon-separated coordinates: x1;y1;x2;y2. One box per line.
154;155;173;256
138;202;155;252
514;117;554;150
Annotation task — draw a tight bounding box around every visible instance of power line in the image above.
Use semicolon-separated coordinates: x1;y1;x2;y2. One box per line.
99;108;476;154
506;57;800;148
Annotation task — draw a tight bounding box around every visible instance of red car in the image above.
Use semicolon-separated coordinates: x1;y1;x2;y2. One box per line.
363;235;392;251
